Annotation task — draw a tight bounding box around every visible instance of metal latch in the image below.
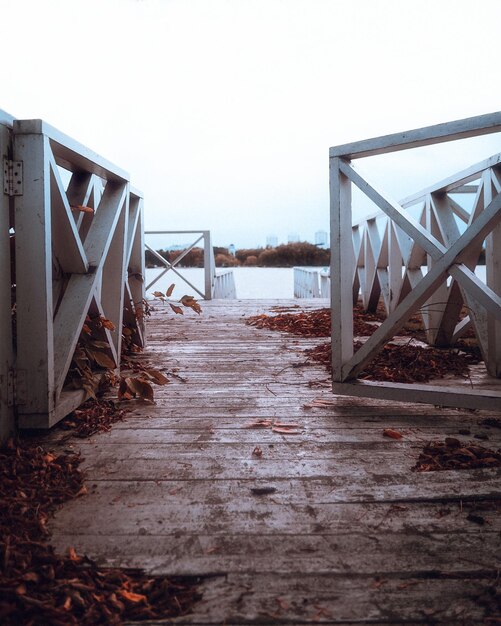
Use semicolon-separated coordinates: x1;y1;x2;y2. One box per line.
3;158;23;196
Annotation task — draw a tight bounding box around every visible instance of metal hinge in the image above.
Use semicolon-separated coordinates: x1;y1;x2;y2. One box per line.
7;370;15;407
6;369;27;406
3;158;23;196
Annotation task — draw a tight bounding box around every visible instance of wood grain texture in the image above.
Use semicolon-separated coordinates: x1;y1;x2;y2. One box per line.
46;300;501;624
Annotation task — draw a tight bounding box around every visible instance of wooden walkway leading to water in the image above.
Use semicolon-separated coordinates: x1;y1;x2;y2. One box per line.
48;300;501;624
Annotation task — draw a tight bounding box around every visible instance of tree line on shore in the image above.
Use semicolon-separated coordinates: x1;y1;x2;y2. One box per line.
145;242;330;268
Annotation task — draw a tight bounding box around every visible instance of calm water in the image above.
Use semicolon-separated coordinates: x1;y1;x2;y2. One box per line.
145;267;299;299
145;265;488;301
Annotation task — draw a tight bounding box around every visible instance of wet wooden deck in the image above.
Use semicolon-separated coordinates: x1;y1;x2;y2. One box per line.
48;300;501;624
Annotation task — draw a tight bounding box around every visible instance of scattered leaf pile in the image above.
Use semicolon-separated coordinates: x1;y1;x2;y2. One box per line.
247;305;479;346
58;400;126;438
305;341;480;383
0;439;200;625
413;437;501;472
246;307;376;337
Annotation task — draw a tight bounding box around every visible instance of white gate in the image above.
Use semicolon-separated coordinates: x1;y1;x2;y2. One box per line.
1;113;145;432
330;112;501;410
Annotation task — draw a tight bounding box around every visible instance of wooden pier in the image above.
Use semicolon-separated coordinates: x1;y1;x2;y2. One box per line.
45;299;501;624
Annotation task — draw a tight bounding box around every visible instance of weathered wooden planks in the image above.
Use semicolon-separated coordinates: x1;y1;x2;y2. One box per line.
48;299;501;624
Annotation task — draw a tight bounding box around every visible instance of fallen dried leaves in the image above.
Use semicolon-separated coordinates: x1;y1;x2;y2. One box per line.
413;438;501;471
306;340;479;383
59;400;126;438
246;306;376;337
247;305;482;383
0;439;201;625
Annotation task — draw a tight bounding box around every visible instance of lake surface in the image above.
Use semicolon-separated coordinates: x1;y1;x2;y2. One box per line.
145;265;488;301
145;267;299;299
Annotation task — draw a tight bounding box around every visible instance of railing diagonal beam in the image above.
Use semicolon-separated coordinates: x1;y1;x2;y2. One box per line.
48;151;88;274
53;182;128;395
340;161;447;261
340;189;501;380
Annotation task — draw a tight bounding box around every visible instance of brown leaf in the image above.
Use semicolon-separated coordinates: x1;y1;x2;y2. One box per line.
100;317;115;331
128;377;154;402
70;204;94;214
170;303;184;315
166;283;175;297
88;350;116;369
144;369;170;385
89;340;111;350
22;572;39;583
68;546;81;562
118;377;134;400
153;291;165;298
243;419;272;429
272;426;301;434
118;590;147;603
180;295;202;314
383;429;403;440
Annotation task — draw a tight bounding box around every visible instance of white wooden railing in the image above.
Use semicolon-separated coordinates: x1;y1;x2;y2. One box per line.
294;267;320;298
1;112;145;432
145;230;236;299
213;269;237;299
293;267;330;298
330;112;501;410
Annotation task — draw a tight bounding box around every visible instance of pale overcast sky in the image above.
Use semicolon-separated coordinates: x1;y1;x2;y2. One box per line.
2;0;501;247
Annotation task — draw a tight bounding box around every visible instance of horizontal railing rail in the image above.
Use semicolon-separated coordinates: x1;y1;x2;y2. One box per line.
6;115;145;430
330;111;501;411
145;230;236;299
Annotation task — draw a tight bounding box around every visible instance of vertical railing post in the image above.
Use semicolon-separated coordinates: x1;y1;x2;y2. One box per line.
204;230;214;299
0;116;15;442
128;195;146;342
484;169;501;376
101;188;129;360
388;223;402;314
330;157;354;382
13;124;55;423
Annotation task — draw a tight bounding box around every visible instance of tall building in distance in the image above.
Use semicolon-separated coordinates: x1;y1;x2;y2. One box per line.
287;232;300;243
266;235;278;248
315;230;329;249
